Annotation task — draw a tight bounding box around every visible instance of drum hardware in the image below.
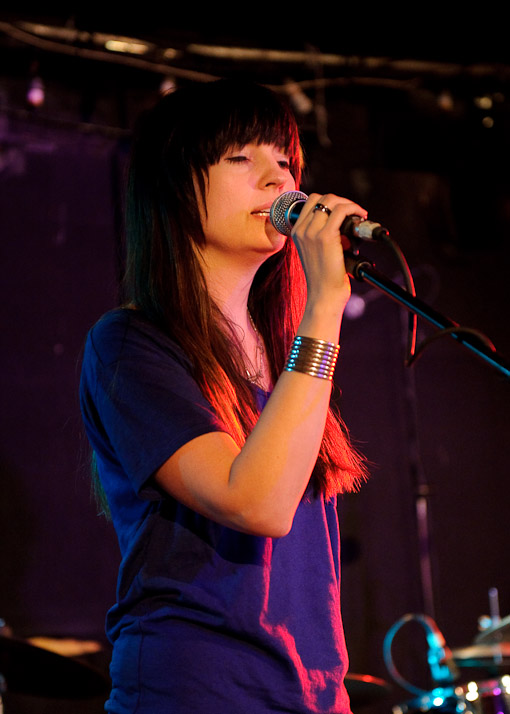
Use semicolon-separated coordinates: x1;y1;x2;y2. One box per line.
475;587;510;646
392;676;510;714
344;672;392;708
384;613;459;698
451;644;510;673
0;673;5;714
385;607;510;714
475;616;510;646
0;630;109;703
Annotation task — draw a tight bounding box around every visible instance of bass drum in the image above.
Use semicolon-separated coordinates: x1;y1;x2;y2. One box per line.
394;676;510;714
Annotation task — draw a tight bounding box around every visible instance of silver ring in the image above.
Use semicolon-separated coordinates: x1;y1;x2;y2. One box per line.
313;203;331;215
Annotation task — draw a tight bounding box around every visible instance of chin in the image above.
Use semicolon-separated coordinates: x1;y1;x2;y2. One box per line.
264;225;287;250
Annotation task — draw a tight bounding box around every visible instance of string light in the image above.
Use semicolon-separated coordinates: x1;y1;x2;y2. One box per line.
284;79;313;115
26;76;44;107
159;76;177;95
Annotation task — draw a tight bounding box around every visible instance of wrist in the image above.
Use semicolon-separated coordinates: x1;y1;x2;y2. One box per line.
299;298;345;344
284;336;340;381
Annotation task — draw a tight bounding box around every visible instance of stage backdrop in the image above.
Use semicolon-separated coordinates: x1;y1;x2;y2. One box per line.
1;96;509;713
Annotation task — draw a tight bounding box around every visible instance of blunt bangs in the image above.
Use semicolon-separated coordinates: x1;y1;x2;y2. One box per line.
180;80;303;185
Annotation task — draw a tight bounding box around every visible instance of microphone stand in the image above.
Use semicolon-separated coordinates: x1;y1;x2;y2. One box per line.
344;251;510;379
345;249;510;621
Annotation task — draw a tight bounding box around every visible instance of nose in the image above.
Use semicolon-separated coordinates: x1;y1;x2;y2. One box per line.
258;156;290;191
264;167;287;189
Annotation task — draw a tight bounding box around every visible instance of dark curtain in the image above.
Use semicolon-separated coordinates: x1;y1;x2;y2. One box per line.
1;105;509;713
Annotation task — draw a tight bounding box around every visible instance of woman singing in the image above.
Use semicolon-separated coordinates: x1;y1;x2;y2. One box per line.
80;78;368;713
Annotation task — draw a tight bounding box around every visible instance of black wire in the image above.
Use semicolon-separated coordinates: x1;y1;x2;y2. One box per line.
406;326;497;368
376;235;497;370
379;233;418;365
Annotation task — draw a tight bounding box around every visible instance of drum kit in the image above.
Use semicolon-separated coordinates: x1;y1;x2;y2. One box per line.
387;613;510;714
0;625;109;712
344;609;510;714
0;614;509;712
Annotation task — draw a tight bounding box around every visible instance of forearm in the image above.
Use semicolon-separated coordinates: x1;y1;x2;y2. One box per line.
227;298;345;536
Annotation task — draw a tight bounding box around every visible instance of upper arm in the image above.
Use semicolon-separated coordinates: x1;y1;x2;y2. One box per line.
154;430;239;521
83;317;229;500
153;430;291;537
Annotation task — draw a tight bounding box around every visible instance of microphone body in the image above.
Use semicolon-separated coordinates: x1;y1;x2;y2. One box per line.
424;620;459;685
270;191;389;241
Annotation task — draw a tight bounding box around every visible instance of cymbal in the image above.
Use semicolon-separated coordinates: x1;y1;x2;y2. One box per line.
26;636;103;657
475;615;510;644
345;673;392;707
0;634;109;698
452;643;510;668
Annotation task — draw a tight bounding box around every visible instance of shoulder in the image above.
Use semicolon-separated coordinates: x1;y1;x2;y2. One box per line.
85;308;192;371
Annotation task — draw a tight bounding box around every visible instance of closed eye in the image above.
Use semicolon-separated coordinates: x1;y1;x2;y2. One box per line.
225;155;248;163
224;154;290;169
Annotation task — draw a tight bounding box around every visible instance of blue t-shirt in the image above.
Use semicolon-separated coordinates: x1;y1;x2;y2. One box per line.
80;308;351;713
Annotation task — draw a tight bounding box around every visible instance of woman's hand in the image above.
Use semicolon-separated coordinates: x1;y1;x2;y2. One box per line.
291;193;367;342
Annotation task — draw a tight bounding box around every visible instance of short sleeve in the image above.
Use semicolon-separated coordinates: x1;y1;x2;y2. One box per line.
80;310;225;497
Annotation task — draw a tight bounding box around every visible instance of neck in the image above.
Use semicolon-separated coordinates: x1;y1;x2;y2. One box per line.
197;250;271;389
198;250;262;328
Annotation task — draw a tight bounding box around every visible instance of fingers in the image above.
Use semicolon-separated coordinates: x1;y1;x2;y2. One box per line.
294;193;367;238
289;193;367;303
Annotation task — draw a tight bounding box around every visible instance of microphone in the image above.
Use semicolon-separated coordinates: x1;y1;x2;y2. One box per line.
423;616;459;686
270;190;389;241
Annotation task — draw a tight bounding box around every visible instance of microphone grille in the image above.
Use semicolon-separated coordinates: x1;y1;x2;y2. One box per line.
270;190;308;236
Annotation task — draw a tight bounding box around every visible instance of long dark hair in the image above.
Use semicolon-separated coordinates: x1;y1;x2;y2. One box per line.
124;79;367;497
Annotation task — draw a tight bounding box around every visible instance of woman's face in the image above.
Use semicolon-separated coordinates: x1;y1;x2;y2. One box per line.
197;143;296;265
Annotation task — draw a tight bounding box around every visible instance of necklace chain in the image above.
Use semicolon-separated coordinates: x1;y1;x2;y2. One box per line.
245;311;265;385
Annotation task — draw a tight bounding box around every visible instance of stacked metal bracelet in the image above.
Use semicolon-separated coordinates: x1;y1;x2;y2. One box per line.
284;335;340;381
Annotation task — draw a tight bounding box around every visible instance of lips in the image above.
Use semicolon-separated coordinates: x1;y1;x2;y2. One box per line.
251;204;272;217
